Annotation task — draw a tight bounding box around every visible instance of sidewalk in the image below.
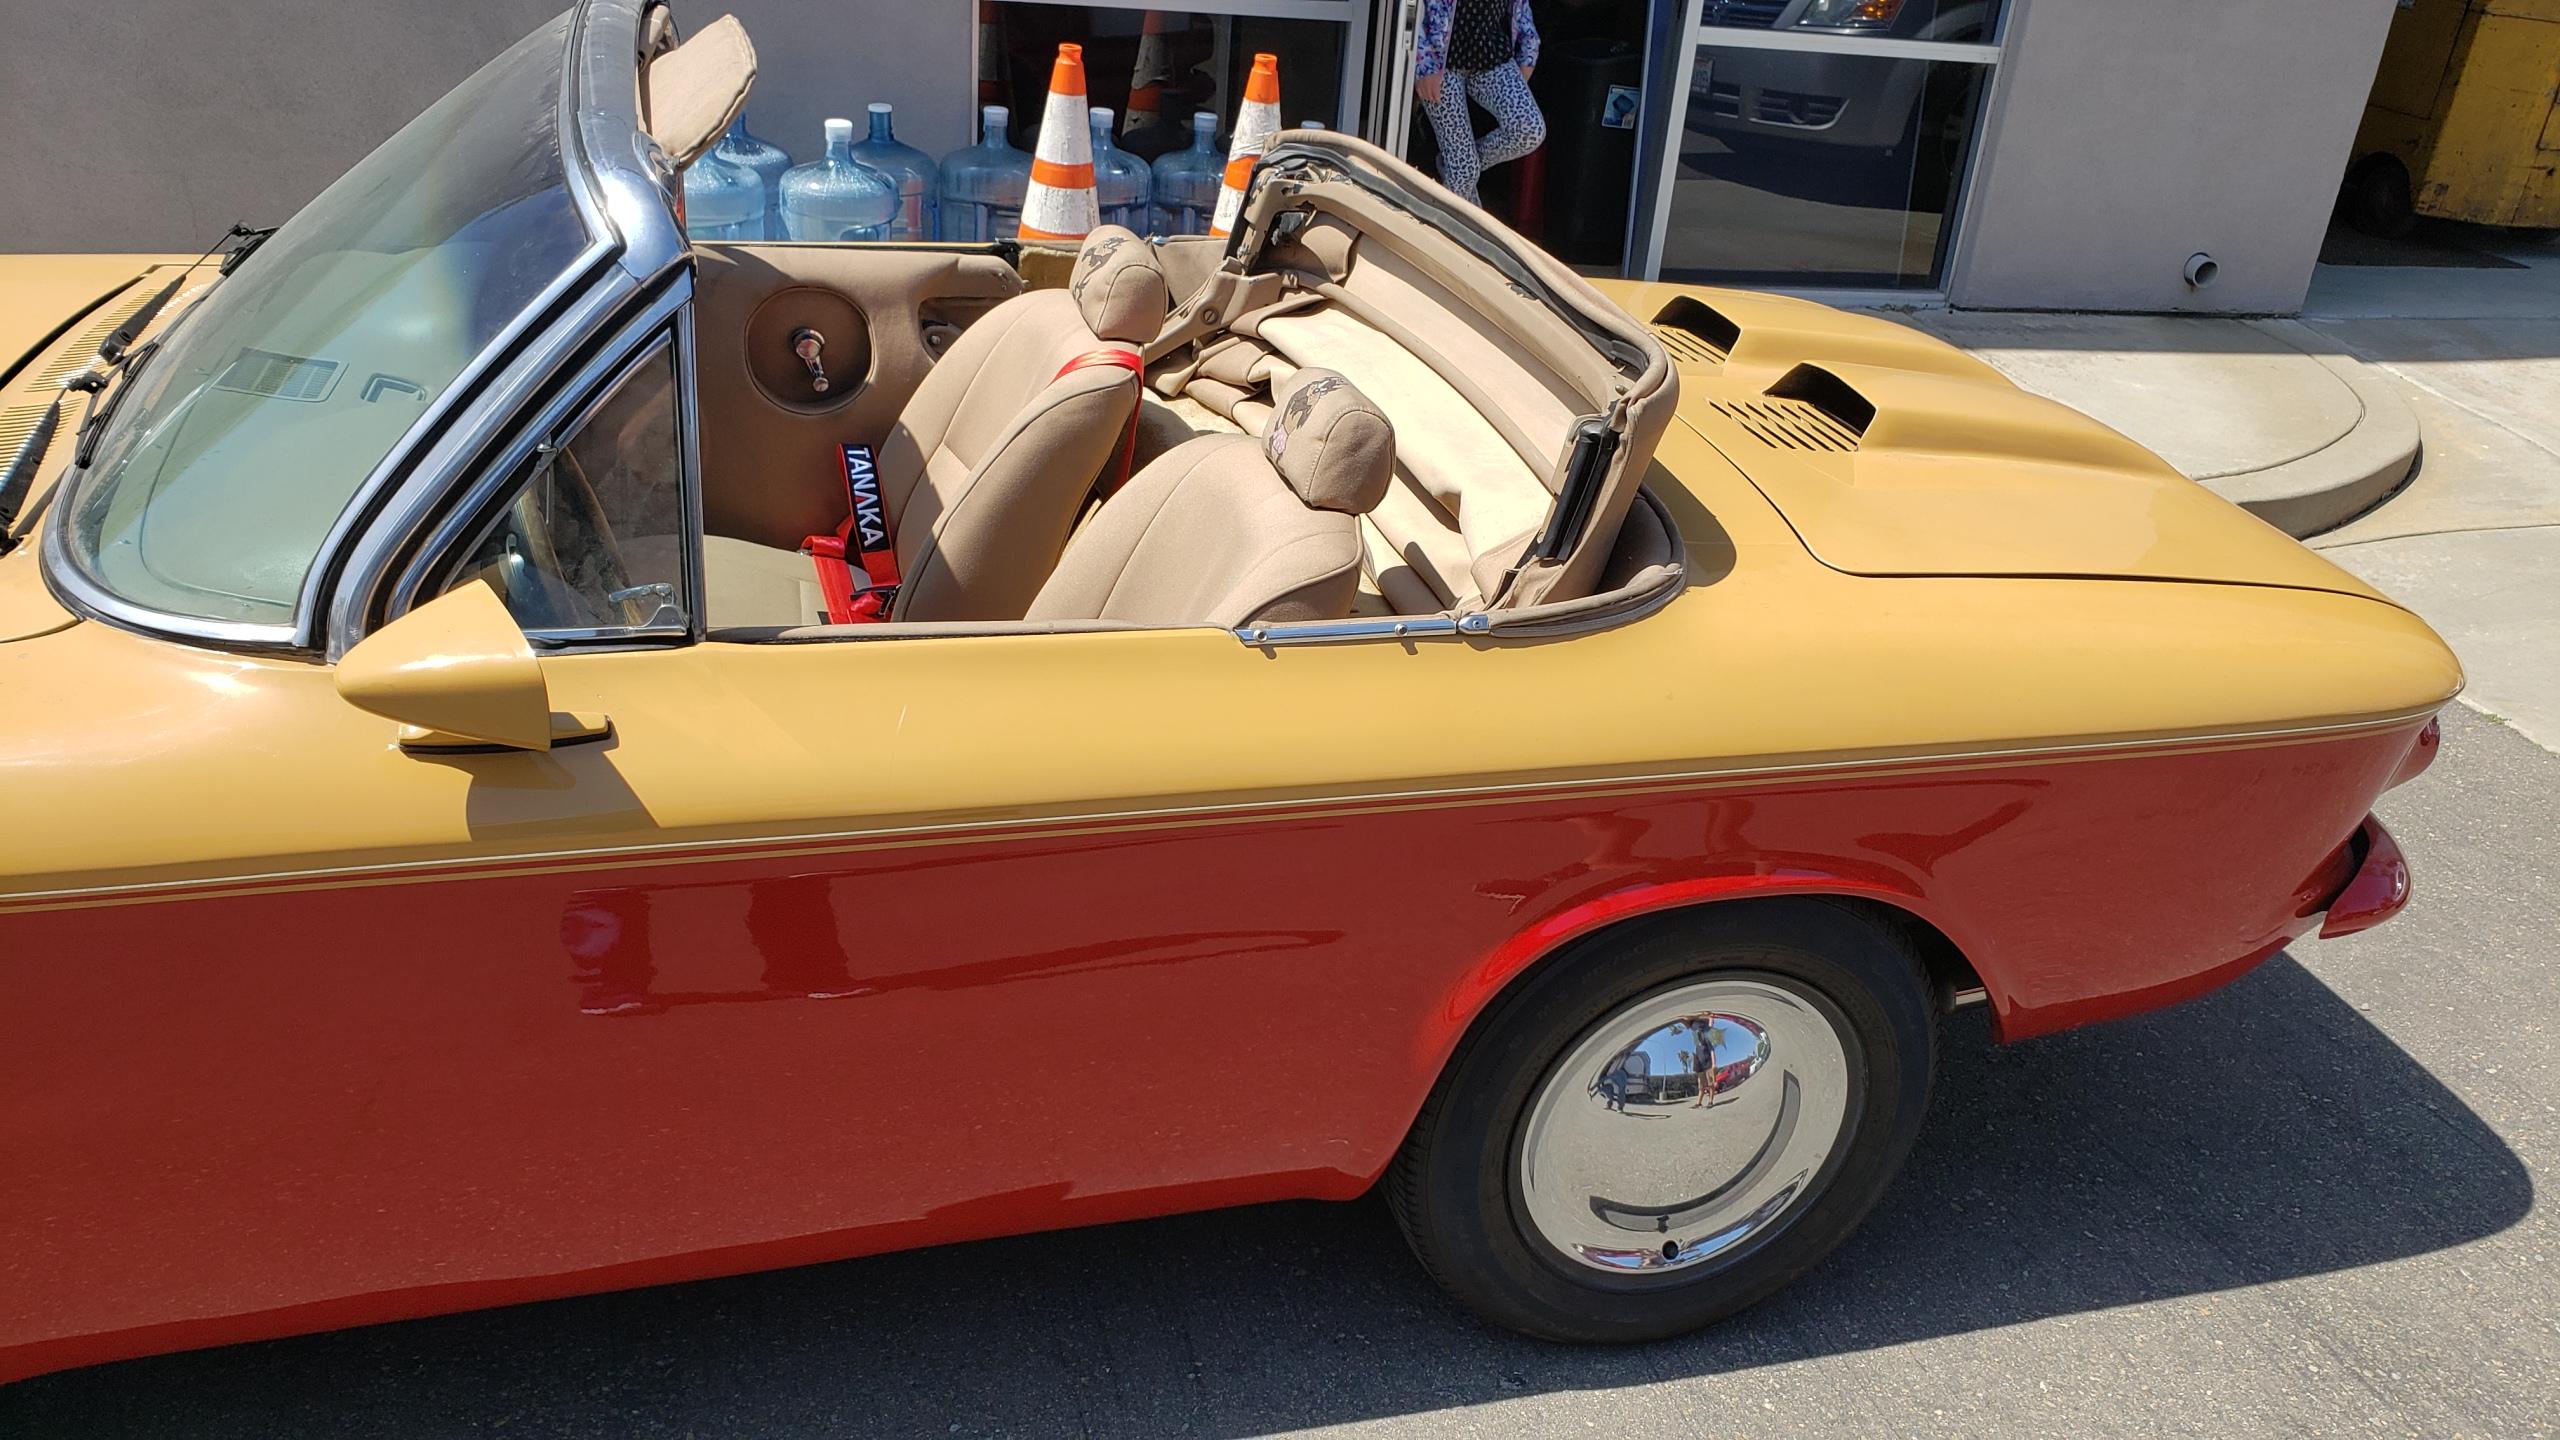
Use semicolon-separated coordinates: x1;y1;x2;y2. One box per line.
1861;226;2560;755
2298;232;2560;756
1869;310;2420;539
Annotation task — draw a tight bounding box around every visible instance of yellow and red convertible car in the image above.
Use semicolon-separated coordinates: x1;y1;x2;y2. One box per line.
0;1;2456;1384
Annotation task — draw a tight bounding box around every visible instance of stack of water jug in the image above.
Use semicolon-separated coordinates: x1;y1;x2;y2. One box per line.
681;103;1255;244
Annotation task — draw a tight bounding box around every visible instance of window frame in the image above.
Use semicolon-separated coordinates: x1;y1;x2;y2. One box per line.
381;289;705;653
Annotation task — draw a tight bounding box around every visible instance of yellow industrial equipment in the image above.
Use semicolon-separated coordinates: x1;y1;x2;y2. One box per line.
2342;0;2560;236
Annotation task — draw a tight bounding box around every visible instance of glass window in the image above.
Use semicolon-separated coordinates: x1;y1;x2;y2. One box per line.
1698;0;2001;43
976;4;1348;162
60;16;594;627
446;342;688;641
1657;47;1988;287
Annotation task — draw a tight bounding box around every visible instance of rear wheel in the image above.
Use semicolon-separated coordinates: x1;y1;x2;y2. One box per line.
1388;901;1937;1342
2340;154;2417;240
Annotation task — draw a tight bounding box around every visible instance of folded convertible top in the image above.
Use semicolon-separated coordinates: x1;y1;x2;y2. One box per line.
1191;131;1678;615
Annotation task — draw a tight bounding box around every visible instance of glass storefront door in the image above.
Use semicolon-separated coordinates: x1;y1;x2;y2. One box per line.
1632;0;2004;288
977;0;1374;164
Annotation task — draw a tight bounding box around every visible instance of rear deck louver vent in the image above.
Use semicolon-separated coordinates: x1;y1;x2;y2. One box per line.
1710;363;1876;452
1707;397;1862;452
1650;295;1741;367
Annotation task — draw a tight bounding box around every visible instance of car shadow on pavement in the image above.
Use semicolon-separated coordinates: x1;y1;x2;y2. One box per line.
0;953;2531;1440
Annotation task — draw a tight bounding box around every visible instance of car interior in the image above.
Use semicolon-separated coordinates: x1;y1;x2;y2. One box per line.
615;13;1682;644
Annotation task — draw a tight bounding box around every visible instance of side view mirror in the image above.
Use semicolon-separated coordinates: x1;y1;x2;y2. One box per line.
335;581;607;752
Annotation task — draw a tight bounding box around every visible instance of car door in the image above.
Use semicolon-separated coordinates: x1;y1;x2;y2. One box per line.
296;290;1639;1286
259;299;1494;1290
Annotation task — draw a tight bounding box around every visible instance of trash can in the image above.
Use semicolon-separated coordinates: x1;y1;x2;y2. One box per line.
1537;37;1645;266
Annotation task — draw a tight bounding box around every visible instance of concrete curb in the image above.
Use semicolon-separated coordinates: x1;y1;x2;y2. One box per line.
1869;308;2425;541
2208;320;2423;538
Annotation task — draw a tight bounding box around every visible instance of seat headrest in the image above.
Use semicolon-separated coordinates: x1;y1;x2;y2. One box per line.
1070;227;1170;344
1264;368;1393;514
644;15;756;169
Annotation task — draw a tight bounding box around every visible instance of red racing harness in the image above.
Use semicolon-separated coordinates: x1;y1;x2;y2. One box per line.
803;346;1144;625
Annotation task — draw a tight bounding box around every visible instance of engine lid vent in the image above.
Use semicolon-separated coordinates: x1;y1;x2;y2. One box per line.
1705;397;1862;452
1708;363;1875;451
1649;294;1741;368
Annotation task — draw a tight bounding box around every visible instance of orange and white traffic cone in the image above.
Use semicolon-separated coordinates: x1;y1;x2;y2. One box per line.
1125;11;1171;137
1021;43;1102;241
1208;53;1281;238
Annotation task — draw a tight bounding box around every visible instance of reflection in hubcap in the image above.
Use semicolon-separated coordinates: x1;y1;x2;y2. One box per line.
1517;977;1853;1274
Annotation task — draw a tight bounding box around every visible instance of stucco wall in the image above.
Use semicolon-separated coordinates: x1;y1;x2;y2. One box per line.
1947;0;2399;313
3;0;2394;316
0;1;975;254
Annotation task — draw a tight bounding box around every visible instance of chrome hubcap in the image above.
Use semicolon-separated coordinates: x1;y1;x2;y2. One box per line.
1517;976;1854;1274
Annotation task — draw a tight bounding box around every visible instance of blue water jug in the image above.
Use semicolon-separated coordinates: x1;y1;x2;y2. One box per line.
938;105;1031;242
1089;107;1152;233
713;113;793;239
682;148;767;242
848;102;938;243
1151;112;1224;238
780;118;900;242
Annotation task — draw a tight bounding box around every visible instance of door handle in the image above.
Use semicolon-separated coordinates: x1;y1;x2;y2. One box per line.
789;326;830;393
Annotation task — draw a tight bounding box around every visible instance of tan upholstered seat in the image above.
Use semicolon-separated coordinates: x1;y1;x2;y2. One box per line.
703;226;1169;627
1027;369;1394;628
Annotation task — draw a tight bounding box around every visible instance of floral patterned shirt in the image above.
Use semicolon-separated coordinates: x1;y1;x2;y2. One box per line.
1415;0;1540;79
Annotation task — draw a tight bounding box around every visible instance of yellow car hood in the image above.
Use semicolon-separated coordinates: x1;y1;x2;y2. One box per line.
0;254;190;642
1605;282;2387;602
0;255;170;385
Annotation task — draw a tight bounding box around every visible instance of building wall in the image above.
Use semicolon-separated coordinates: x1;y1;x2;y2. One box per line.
2;0;2395;317
1948;0;2399;314
0;1;975;255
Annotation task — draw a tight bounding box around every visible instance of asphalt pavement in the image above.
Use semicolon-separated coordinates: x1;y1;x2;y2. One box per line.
2;701;2548;1437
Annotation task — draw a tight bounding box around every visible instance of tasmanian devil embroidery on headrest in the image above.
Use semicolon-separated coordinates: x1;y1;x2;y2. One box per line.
1267;372;1348;459
1072;234;1130;300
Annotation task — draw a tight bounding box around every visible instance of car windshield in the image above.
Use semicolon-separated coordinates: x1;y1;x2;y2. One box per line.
55;12;597;628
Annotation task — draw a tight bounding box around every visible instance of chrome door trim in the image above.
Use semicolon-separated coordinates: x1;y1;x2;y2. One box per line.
366;279;698;644
1234;613;1488;647
323;274;650;657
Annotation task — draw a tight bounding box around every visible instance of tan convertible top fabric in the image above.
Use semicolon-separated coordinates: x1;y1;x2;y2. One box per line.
1216;131;1675;610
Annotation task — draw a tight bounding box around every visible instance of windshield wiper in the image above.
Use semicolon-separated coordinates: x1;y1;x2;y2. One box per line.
0;371;100;554
218;224;277;277
74;337;161;469
0;221;265;553
99;275;185;365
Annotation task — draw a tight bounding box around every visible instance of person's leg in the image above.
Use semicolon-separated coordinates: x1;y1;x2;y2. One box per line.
1420;72;1487;205
1467;62;1547;172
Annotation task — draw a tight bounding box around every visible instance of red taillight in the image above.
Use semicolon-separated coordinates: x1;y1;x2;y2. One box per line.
2319;815;2412;939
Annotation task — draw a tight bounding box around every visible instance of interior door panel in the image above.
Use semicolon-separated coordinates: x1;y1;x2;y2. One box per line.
693;244;1023;549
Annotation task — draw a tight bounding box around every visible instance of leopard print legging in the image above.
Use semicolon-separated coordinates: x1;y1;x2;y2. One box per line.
1420;64;1546;207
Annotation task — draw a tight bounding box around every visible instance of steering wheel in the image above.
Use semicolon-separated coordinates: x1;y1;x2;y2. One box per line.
545;447;656;627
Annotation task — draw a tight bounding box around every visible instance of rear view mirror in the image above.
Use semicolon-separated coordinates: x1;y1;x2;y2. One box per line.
336;581;590;752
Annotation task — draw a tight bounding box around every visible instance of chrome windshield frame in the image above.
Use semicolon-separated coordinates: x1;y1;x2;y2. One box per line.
40;0;692;658
370;277;701;651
